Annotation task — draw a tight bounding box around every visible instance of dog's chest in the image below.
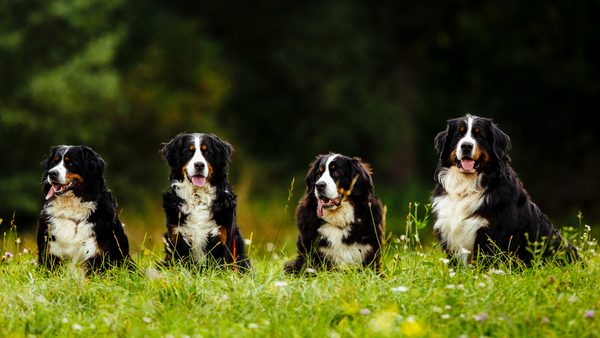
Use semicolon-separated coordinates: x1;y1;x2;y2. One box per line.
174;182;219;263
317;201;372;265
432;167;488;264
45;196;98;263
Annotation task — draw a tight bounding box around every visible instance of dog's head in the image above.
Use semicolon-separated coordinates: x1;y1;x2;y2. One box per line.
41;145;106;201
161;133;233;186
305;153;374;216
434;115;511;173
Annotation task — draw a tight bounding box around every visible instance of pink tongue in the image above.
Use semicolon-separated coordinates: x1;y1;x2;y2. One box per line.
191;176;206;187
45;186;56;200
461;159;475;171
317;199;324;217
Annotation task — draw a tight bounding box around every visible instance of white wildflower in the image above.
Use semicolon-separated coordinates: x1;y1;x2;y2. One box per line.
457;284;465;290
143;317;152;323
449;272;456;277
445;305;452;310
391;286;409;292
440;258;450;264
61;318;69;323
478;282;486;287
244;239;252;245
446;284;456;289
71;324;83;331
273;281;288;287
460;247;471;254
441;314;451;319
248;323;259;329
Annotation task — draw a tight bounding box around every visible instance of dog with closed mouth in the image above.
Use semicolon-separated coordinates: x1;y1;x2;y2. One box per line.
37;145;133;271
160;133;250;271
284;153;384;273
432;115;578;265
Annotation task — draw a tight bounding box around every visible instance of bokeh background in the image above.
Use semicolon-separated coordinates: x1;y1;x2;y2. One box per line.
1;0;598;256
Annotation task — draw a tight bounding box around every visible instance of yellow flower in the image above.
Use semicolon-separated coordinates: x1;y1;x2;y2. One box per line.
401;321;425;337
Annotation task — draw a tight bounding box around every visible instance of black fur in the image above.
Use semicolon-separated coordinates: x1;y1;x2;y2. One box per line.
432;116;578;265
37;145;133;271
284;153;384;274
160;133;250;271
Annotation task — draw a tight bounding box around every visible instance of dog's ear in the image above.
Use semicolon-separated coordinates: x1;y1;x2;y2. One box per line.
41;146;59;171
161;134;186;170
81;146;106;177
350;157;375;196
305;156;323;195
491;122;511;161
210;134;233;169
434;124;449;155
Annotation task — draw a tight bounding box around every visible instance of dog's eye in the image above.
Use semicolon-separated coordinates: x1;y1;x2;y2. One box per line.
332;171;339;177
186;150;193;155
475;133;484;139
205;149;213;157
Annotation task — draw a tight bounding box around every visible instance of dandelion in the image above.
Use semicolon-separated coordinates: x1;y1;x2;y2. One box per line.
440;258;450;264
391;286;409;292
23;249;28;254
360;309;371;315
586;311;595;318
448;268;455;273
446;284;455;289
400;235;406;241
15;238;21;244
272;253;280;260
244;239;252;245
248;323;259;329
444;305;452;310
71;324;83;331
143;317;152;323
306;268;317;274
449;272;456;277
266;243;274;252
401;321;424;337
273;281;288;287
441;314;450;319
478;282;486;287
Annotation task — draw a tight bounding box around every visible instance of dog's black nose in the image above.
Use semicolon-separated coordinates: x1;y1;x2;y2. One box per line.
316;181;327;191
194;162;205;172
461;142;474;151
48;170;59;180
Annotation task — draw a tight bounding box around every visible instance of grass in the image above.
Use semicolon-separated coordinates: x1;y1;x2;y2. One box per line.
1;208;599;338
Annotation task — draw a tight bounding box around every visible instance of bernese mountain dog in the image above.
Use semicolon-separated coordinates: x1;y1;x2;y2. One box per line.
160;133;250;271
284;153;384;274
432;115;578;266
37;145;133;271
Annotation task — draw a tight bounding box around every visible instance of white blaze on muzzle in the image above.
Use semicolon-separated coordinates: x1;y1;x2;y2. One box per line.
186;135;209;187
456;116;477;171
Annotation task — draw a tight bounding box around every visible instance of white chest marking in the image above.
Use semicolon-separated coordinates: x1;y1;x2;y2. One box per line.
432;166;488;265
45;195;98;263
317;200;371;265
172;180;219;263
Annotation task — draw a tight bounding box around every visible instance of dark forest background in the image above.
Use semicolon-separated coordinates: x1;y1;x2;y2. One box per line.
1;0;599;252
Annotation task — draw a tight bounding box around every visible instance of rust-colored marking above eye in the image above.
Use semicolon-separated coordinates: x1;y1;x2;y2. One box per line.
319;167;324;172
475;128;480;133
65;156;70;161
331;165;335;169
201;145;207;151
190;145;195;151
460;126;465;132
54;156;59;162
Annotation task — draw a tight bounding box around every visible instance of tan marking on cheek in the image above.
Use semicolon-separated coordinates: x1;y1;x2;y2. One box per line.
182;163;188;177
206;163;214;184
450;150;458;165
477;149;490;169
65;172;84;183
472;145;482;161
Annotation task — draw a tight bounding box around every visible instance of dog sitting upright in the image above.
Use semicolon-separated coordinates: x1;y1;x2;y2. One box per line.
160;133;250;271
37;145;133;271
432;115;578;265
284;153;384;274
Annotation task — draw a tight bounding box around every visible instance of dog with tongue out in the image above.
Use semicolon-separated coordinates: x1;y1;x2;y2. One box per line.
284;153;384;274
431;115;578;266
160;133;250;271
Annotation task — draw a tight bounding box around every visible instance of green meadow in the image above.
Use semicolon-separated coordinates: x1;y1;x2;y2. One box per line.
1;203;598;338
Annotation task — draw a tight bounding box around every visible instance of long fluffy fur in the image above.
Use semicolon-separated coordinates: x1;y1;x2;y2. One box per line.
160;133;250;271
36;145;133;271
284;153;384;273
432;116;578;265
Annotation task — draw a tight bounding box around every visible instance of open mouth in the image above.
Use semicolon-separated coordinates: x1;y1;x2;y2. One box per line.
317;196;342;217
457;158;481;171
45;180;78;200
186;173;206;187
